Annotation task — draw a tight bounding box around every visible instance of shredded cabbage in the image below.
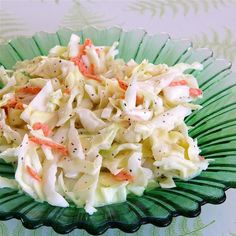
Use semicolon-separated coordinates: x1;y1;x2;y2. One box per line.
0;34;211;214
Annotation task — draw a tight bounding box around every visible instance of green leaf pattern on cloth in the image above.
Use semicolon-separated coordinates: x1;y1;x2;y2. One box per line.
192;28;236;62
127;0;236;17
0;9;27;43
0;221;8;236
12;222;24;236
61;0;116;29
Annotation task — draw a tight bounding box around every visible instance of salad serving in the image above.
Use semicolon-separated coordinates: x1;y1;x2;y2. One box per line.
0;34;211;214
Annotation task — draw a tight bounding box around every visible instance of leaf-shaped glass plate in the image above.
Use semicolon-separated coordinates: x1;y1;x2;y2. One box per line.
0;27;236;235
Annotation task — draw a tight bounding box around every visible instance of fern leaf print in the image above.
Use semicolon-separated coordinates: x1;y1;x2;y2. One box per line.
192;28;236;62
127;0;236;17
179;218;215;236
33;226;44;236
179;217;190;235
61;0;114;29
0;221;8;236
191;216;206;236
12;221;25;236
229;233;236;236
0;9;27;43
164;217;177;236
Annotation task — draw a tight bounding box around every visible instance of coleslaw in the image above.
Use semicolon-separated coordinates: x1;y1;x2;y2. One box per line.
0;34;211;214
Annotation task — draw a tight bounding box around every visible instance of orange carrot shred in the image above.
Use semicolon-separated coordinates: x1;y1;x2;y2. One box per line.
114;170;134;182
189;88;202;97
78;59;88;73
2;99;24;113
90;63;95;75
83;73;101;82
26;165;42;181
84;39;93;47
78;38;93;58
14;102;24;110
169;80;188;86
6;98;17;108
70;38;101;82
29;136;68;155
118;80;144;105
18;87;41;95
118;79;128;90
32;123;52;137
70;57;80;65
71;57;101;82
64;88;71;95
32;122;42;130
136;94;144;106
120;94;125;99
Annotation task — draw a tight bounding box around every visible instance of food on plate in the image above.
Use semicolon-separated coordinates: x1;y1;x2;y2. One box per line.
0;34;211;214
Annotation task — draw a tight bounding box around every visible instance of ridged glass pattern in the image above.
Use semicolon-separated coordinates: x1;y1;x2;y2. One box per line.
0;27;235;235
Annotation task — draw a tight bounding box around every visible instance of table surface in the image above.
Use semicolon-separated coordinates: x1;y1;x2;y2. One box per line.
0;0;236;235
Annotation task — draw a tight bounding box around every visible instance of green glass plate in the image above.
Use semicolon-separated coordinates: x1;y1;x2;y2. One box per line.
0;27;235;235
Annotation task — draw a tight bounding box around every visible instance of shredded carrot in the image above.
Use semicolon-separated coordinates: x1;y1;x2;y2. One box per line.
78;58;88;74
32;122;42;130
26;165;42;182
71;57;101;82
71;57;85;71
90;63;95;75
119;94;125;99
83;73;101;82
64;88;71;95
18;87;42;95
32;122;52;137
70;38;101;82
15;102;24;110
84;38;93;45
118;79;128;90
78;38;93;58
70;56;80;65
136;94;144;106
170;80;188;86
118;79;144;105
2;99;24;112
6;98;17;108
189;88;202;97
114;170;134;182
29;136;68;155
